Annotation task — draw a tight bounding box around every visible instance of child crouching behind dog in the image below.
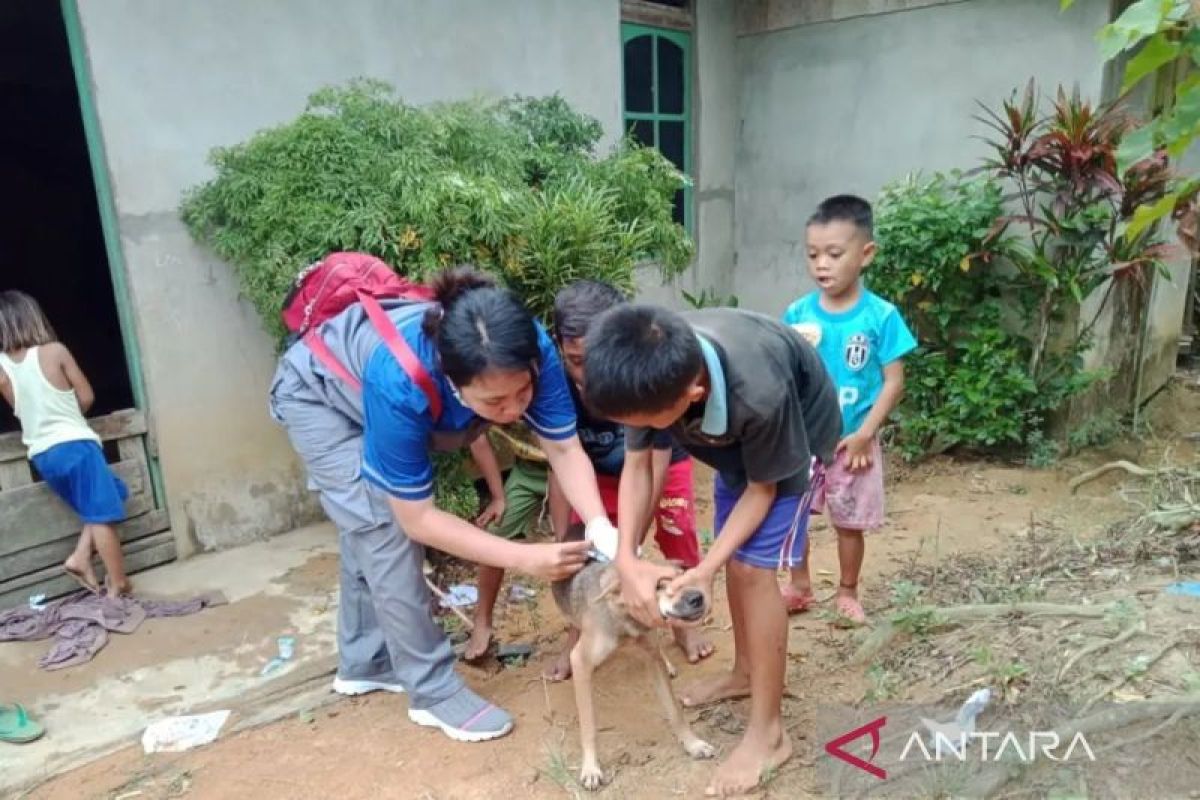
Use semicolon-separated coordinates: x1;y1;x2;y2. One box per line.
582;303;840;796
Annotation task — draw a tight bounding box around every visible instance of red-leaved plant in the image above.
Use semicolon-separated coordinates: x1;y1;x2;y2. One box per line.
975;81;1175;379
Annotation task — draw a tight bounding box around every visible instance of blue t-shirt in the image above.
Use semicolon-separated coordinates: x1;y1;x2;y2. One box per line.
781;288;916;435
360;316;576;500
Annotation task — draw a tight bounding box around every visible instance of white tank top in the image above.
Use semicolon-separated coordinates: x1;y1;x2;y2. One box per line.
0;347;100;457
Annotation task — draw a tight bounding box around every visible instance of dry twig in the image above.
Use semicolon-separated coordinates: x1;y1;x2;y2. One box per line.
1056;623;1147;683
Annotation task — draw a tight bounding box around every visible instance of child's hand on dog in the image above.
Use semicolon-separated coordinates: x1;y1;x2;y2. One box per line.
618;557;679;628
666;568;714;617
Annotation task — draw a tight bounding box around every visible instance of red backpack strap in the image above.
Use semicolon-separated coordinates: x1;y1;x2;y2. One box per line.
357;292;443;422
303;329;362;392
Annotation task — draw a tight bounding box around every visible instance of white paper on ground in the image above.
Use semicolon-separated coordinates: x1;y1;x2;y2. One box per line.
142;710;232;753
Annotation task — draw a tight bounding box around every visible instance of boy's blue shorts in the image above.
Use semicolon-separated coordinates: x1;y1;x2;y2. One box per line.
713;464;824;570
31;440;129;524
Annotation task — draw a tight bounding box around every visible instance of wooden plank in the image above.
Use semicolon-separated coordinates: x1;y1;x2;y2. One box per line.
117;436;144;462
0;531;177;610
0;508;169;582
622;0;693;30
0;409;147;463
0;459;33;490
0;460;149;556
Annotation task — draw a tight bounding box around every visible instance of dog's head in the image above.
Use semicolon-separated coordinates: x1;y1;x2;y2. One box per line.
656;580;710;625
588;562;710;627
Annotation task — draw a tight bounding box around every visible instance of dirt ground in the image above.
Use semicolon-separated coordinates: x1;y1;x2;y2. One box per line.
18;381;1200;800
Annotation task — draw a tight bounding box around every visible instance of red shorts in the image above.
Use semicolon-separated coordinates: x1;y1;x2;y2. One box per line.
572;458;701;568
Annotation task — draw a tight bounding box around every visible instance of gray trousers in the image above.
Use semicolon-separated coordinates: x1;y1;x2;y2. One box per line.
269;363;462;709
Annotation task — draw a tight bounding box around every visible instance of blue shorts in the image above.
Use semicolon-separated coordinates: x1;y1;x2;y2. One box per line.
31;440;129;524
713;465;824;570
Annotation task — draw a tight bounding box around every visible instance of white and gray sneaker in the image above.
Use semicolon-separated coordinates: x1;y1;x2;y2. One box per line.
332;676;406;696
408;686;514;742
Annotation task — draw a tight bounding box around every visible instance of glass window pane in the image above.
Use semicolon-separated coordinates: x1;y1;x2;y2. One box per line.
659;120;684;171
657;38;684;115
628;118;655;148
672;189;685;226
624;36;653;114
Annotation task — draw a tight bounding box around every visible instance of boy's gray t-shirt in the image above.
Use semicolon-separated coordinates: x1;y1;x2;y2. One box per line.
626;308;842;497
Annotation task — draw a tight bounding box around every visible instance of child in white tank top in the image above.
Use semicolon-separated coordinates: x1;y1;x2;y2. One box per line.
0;291;131;598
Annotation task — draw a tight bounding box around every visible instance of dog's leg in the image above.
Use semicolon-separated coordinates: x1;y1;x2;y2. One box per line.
636;637;715;760
571;625;619;790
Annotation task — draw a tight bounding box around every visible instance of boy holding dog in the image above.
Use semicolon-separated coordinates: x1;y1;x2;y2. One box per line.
583;303;841;796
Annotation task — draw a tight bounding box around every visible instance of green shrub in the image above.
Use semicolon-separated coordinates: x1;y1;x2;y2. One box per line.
181;81;694;517
181;80;692;341
872;173;1096;460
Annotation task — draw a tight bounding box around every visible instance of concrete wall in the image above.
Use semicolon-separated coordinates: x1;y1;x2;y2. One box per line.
634;0;739;308
75;0;622;551
733;0;1112;315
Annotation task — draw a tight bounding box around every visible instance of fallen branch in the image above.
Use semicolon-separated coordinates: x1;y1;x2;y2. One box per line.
1070;460;1158;493
1079;635;1194;715
964;699;1200;798
1056;623;1147;683
1147;506;1200;531
853;602;1115;665
1094;707;1188;755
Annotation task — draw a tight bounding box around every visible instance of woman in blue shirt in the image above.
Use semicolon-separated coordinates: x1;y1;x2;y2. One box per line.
270;266;612;742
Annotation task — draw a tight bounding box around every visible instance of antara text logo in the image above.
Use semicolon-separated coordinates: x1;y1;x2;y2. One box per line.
824;716;1097;780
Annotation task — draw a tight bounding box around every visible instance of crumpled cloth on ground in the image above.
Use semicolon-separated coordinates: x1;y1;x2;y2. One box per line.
0;590;228;670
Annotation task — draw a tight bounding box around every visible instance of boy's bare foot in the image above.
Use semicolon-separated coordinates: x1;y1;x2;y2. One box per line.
705;728;792;797
780;584;815;614
542;648;572;681
542;626;579;681
682;670;750;708
462;623;494;662
673;627;715;664
62;555;99;594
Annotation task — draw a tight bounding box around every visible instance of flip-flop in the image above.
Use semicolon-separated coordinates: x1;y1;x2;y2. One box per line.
835;595;867;625
781;585;815;615
63;566;100;595
0;704;44;744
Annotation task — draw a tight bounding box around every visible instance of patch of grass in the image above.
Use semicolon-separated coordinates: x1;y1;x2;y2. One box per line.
865;662;902;702
1025;430;1063;468
1067;409;1126;454
971;645;1028;693
1104;598;1141;633
890;579;925;609
539;741;580;794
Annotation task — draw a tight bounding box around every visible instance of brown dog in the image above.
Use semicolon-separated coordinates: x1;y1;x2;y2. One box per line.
552;545;715;790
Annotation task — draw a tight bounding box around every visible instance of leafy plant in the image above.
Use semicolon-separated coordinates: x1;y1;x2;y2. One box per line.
181;81;694;519
1063;0;1200;246
889;579;925;609
976;82;1173;381
682;287;740;309
873;172;1082;458
873;79;1175;462
181;80;693;342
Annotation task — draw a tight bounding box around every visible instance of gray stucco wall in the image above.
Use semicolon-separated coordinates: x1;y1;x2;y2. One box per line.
733;0;1112;314
76;0;622;550
633;0;739;308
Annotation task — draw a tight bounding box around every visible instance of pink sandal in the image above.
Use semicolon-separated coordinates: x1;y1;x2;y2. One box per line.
781;585;815;615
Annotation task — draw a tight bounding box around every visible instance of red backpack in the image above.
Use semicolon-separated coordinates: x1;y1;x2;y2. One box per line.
281;252;442;420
